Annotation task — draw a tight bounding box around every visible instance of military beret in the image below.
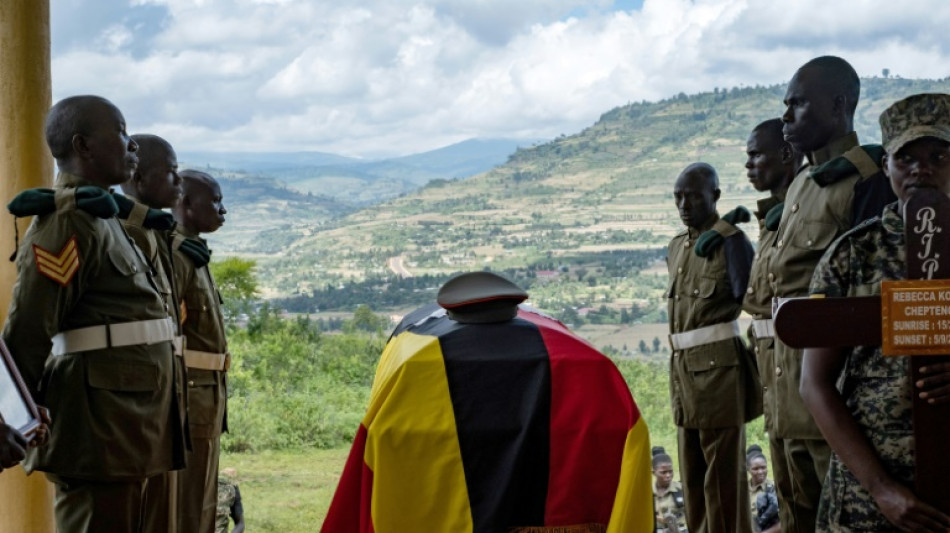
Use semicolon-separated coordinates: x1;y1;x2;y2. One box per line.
437;271;528;324
880;93;950;154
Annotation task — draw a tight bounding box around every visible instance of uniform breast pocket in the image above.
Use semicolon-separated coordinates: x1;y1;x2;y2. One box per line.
106;247;142;278
790;220;837;251
185;292;214;330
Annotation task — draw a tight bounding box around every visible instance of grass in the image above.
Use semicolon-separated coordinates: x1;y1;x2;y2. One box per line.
220;448;349;532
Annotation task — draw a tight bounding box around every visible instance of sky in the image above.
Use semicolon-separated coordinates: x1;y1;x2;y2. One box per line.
51;0;950;158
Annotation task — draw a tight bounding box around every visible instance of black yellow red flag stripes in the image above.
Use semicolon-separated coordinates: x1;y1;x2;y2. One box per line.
322;305;653;533
33;235;80;286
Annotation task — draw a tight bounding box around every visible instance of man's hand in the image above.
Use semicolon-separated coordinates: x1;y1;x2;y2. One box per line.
916;362;950;404
874;480;950;532
0;424;27;473
28;407;51;448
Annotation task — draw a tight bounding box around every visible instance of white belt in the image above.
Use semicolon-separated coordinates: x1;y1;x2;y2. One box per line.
183;349;229;371
752;318;775;339
669;320;740;350
51;317;176;356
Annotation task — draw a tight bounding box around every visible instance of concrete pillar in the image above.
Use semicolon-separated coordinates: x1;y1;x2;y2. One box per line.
0;0;56;531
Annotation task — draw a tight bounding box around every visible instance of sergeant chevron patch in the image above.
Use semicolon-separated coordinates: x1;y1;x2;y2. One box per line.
34;236;80;286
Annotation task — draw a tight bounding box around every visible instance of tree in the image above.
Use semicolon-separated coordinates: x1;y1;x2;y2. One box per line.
210;257;258;323
344;305;390;334
882;68;890;78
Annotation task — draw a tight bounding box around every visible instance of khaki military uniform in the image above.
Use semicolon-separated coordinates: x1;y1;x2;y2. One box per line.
667;212;755;533
172;228;229;533
741;196;794;531
767;132;889;532
654;480;688;532
121;198;188;533
2;173;185;532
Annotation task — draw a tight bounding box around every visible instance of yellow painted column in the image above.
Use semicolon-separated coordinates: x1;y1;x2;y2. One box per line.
0;0;56;531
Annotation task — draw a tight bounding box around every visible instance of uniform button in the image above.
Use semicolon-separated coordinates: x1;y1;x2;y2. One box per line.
791;203;799;213
131;265;138;273
201;305;208;311
747;286;754;294
777;239;784;247
693;289;700;295
768;272;775;281
754;345;760;354
709;360;716;367
684;241;690;248
677;267;683;273
806;239;813;246
775;366;783;377
188;380;195;387
676;295;681;300
763;385;768;392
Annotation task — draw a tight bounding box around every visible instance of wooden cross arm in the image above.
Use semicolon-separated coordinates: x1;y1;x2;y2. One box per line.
773;295;882;348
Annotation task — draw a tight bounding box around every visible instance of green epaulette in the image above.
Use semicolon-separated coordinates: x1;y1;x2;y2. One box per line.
7;186;118;218
695;206;750;258
764;202;784;231
810;144;885;187
112;194;176;230
174;234;211;268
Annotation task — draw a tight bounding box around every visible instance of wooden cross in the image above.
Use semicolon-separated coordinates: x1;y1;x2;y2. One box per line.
773;188;950;513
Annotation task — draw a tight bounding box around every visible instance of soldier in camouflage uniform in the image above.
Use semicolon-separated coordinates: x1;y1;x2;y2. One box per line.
652;447;688;532
740;118;801;532
215;468;244;533
667;162;756;533
801;93;950;531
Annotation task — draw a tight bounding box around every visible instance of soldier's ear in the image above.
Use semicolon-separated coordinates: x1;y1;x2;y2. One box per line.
881;153;891;179
72;133;91;160
713;188;721;203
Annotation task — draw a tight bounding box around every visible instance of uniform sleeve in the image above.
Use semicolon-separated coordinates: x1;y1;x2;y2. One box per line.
809;236;852;297
724;233;754;303
231;485;244;521
170;248;194;309
1;213;101;399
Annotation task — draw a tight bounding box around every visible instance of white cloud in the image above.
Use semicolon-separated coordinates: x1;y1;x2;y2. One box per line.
50;0;950;157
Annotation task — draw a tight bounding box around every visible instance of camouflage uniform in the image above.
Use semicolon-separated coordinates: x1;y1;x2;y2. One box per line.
809;202;912;531
654;480;688;532
214;476;242;533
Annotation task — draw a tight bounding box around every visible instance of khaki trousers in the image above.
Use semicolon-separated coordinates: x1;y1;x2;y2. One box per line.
48;473;147;533
769;437;830;533
677;425;752;533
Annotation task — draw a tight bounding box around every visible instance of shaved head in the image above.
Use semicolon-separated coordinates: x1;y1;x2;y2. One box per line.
797;55;860;116
45;95;117;160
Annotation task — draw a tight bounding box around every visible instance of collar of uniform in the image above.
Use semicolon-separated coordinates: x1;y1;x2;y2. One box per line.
55;171;97;189
653;480;682;496
807;131;859;166
755;196;782;221
881;201;903;237
749;479;769;492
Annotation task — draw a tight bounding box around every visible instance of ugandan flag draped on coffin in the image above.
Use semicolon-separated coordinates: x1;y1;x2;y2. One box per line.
321;304;653;533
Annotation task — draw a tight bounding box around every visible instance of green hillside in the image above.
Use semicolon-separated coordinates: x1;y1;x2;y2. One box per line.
230;76;950;315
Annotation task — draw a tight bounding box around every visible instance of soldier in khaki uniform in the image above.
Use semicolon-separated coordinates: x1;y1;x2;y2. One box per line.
768;56;895;532
667;162;756;533
2;95;186;531
740;118;801;531
172;170;230;533
119;133;187;533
